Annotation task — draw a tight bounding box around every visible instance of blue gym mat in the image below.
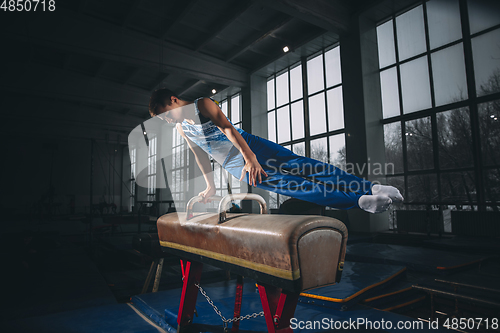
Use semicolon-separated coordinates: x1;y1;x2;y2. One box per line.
3;246;117;321
345;243;488;274
1;302;167;333
423;236;500;252
298;261;407;310
131;274;449;332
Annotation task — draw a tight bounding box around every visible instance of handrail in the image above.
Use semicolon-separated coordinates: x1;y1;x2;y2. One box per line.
435;279;500;294
185;195;223;220
218;193;267;223
412;285;500;307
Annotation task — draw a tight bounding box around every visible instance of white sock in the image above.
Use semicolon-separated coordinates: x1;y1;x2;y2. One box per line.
358;195;392;214
371;184;404;202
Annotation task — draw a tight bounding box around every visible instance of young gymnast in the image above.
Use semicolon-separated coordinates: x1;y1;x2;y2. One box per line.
148;89;403;213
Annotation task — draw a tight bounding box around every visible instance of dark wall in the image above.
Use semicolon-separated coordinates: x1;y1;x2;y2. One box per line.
1;136;123;225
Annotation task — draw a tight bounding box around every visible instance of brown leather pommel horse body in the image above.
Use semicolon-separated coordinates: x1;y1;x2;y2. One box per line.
157;193;348;333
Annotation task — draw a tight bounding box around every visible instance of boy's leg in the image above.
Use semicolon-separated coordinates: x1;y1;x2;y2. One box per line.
240;132;374;196
244;134;402;209
223;151;365;210
222;133;366;210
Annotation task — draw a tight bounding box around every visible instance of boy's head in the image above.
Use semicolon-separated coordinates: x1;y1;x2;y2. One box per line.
148;88;183;122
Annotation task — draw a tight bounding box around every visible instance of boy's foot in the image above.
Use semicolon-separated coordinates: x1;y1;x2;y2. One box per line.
371;184;404;202
358;195;393;214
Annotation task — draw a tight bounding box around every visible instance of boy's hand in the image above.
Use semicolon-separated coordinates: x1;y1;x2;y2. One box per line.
198;185;216;204
239;157;268;187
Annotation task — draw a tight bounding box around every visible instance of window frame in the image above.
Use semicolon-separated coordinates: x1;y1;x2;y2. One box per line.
377;0;500;210
266;43;345;209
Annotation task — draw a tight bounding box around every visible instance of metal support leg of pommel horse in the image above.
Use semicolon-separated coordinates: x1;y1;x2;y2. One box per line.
177;259;203;331
258;283;299;333
177;258;300;333
162;193;345;332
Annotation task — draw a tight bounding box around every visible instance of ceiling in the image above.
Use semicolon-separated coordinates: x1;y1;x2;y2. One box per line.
0;0;416;144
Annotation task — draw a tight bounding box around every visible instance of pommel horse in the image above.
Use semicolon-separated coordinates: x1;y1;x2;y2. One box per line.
157;193;347;333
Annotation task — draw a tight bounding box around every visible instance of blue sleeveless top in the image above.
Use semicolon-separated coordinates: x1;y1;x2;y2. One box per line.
181;97;245;167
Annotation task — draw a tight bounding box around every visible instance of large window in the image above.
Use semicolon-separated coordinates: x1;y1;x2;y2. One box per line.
228;95;242;200
266;44;344;209
205;95;242;210
220;98;228;117
129;148;136;212
171;129;188;207
378;0;500;214
230;94;242;129
147;135;157;207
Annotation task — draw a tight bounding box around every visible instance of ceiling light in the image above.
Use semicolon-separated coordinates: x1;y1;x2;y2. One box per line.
212;89;217;94
143;131;147;135
283;46;289;53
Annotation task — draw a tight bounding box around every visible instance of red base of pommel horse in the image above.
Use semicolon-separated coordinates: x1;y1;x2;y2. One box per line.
157;193;348;333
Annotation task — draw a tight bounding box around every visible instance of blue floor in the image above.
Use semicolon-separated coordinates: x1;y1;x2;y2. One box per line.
3;246;117;321
345;243;489;274
423;235;500;252
298;261;406;310
131;270;449;332
2;303;166;333
3;239;492;332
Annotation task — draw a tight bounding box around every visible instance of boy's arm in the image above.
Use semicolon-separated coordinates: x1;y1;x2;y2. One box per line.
197;98;255;162
196;98;268;186
175;123;215;189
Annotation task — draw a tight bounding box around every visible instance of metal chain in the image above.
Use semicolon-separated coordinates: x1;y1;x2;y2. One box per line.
194;282;264;328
